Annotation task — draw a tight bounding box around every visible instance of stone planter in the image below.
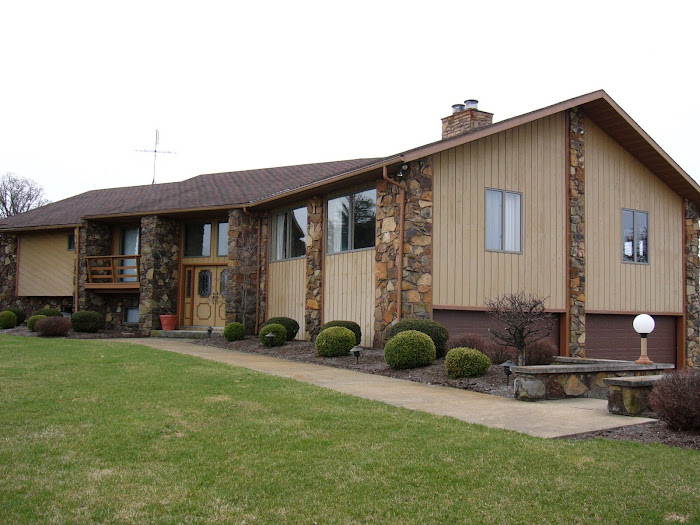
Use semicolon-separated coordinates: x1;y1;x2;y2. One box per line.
159;314;178;331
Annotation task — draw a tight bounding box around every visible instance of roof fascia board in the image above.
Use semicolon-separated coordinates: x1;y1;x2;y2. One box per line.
0;224;80;233
82;204;241;221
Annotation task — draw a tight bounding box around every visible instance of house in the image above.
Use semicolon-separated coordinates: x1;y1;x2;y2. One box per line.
1;90;698;368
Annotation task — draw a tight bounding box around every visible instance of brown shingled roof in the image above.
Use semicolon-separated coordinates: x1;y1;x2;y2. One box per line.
0;158;382;230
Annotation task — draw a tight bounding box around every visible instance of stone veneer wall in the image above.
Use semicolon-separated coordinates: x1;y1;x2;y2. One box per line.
305;196;324;339
0;232;18;310
257;214;269;331
441;109;494;139
138;215;180;332
684;200;700;368
78;221;113;315
374;159;434;346
568;108;586;358
226;209;263;333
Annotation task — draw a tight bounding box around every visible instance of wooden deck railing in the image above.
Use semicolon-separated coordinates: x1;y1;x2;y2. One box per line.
85;255;141;291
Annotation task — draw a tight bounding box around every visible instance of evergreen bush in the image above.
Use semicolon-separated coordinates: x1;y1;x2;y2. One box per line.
445;347;492;379
384;330;436;369
5;307;26;325
27;315;47;332
70;310;105;333
33;308;62;318
320;320;362;345
259;323;286;347
0;310;18;329
315;326;356;357
389;319;449;358
224;322;246;341
261;317;299;341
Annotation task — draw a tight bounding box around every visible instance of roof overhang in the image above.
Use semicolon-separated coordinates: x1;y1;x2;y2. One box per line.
0;223;79;233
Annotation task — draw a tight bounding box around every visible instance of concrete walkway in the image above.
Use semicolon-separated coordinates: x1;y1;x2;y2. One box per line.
108;338;656;439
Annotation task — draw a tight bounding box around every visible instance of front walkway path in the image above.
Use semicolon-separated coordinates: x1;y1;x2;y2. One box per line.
110;338;656;439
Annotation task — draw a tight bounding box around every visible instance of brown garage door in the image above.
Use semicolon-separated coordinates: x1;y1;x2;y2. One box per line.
586;314;676;365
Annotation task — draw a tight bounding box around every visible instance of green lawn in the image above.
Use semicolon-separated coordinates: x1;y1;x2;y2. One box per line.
0;336;698;524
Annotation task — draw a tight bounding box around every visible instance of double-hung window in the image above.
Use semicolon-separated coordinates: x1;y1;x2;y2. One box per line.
622;209;648;264
326;189;376;254
486;188;522;253
270;206;308;261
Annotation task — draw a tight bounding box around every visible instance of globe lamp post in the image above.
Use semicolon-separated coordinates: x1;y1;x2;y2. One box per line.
633;314;655;365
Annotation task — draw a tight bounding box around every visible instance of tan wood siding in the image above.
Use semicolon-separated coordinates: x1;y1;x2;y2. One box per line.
268;258;306;340
433;113;566;309
323;249;374;347
586;119;683;313
18;231;75;297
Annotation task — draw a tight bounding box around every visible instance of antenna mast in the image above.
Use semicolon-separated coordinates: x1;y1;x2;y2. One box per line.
134;129;176;184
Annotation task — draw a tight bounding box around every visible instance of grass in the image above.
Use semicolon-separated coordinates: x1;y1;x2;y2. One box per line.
0;335;698;524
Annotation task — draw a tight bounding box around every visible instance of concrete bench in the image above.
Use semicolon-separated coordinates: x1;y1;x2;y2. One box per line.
603;375;664;416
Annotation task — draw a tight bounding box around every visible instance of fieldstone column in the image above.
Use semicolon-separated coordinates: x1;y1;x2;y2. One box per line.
138;215;180;332
78;220;112;313
568;108;586;357
0;232;18;310
684;200;700;368
374;179;401;346
226;209;260;333
305;196;324;339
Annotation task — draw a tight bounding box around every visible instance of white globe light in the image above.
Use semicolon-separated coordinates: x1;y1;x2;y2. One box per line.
633;314;655;334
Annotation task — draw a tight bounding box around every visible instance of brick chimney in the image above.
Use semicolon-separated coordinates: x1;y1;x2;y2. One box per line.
441;99;493;139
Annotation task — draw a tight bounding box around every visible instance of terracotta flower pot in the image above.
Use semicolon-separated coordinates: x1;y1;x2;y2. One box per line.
159;314;178;331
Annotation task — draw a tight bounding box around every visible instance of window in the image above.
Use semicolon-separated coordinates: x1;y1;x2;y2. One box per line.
622;209;648;264
326;189;376;254
118;227;140;282
123;307;139;324
486;189;522;253
220;268;230;297
67;233;75;251
217;222;228;257
198;269;212;297
184;223;211;257
271;206;308;260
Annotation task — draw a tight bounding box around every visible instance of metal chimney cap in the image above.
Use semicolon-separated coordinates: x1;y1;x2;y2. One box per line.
452;103;466;114
464;99;479;109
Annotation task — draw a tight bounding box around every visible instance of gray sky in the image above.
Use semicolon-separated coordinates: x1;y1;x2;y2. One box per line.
2;1;698;203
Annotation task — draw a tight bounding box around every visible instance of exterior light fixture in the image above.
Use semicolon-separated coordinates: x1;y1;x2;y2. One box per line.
352;345;361;363
207;326;213;338
501;360;516;386
633;314;655;364
265;332;275;348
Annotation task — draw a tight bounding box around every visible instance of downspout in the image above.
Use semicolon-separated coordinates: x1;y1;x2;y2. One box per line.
382;165;406;322
242;207;261;334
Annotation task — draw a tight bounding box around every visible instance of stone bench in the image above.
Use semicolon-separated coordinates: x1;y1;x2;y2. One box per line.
603;375;664;416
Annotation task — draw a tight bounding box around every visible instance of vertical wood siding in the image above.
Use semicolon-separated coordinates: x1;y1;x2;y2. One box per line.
586;119;683;313
267;258;306;340
18;231;75;297
433;113;566;309
323;249;374;347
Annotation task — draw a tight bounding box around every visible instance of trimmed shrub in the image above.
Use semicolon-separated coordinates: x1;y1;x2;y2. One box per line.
224;322;246;341
35;316;72;337
259;323;286;347
0;310;18;329
384;330;436;369
70;310;105;333
389;319;449;358
445;347;492;379
321;320;362;345
34;308;62;318
524;339;557;366
261;317;299;341
649;369;700;431
5;307;26;325
27;315;47;332
315;326;356;357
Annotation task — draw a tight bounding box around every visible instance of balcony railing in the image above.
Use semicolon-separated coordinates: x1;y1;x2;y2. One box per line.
85;255;141;292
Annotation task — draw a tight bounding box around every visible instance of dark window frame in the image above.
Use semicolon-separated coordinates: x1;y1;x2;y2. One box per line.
325;188;376;255
485;188;523;254
270;206;308;261
67;233;75;251
622;208;649;265
184;223;212;258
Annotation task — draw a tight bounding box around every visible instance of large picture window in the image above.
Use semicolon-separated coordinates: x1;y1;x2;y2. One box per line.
326;189;376;254
184;223;212;257
270;206;308;261
622;209;648;264
217;221;228;257
486;189;522;253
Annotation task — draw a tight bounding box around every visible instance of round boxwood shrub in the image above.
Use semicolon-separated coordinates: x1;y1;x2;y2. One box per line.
384;330;436;369
0;310;18;329
261;316;299;341
445;347;492;379
321;320;362;345
224;322;246;341
35;316;72;337
315;326;356;357
389;319;449;358
70;310;105;333
259;323;286;347
33;308;62;318
27;315;47;332
5;307;26;325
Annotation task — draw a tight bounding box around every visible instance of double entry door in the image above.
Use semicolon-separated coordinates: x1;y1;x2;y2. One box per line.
182;265;229;328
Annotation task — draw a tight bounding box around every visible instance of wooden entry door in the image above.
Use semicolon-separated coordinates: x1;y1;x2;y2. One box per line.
183;265;229;327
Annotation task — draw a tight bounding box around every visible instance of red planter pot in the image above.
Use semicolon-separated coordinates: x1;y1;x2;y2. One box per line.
159;315;178;331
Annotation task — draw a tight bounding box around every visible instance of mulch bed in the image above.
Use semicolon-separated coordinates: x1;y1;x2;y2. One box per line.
198;335;700;450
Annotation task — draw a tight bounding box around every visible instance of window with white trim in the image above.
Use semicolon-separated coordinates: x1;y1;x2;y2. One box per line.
326;189;376;254
270;206;308;261
622;209;648;264
486;188;522;253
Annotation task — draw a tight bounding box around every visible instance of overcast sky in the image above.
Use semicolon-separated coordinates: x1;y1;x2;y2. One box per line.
1;1;698;203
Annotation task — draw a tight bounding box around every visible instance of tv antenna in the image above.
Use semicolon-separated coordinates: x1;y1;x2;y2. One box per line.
134;129;176;184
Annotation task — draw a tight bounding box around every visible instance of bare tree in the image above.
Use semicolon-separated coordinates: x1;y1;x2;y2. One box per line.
485;292;554;366
0;173;50;219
